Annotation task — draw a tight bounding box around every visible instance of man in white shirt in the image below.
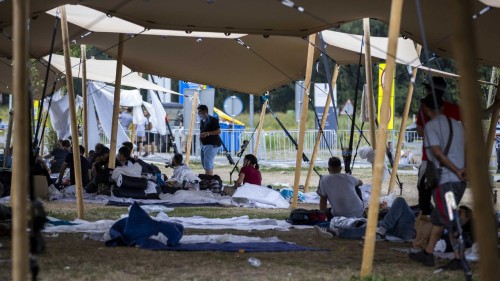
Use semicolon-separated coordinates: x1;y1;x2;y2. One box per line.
410;94;467;270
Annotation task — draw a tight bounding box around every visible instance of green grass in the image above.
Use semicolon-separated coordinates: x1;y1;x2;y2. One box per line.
234;109;407;132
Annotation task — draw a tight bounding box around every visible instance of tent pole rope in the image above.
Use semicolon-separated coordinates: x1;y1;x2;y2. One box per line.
230;120;260;183
344;36;365;174
350;122;365;171
267;103;320;177
234;37;334;157
388;44;422;195
304;65;340;193
34;12;59;147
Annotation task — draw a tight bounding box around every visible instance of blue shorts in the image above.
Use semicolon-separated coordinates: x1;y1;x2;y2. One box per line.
201;144;219;171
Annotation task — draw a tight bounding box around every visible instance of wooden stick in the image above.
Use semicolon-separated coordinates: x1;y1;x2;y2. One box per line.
486;92;500;160
81;44;88;158
388;44;422;194
39;110;48;157
363;18;377;149
360;0;404;277
451;1;499;279
185;91;198;165
3;110;13;168
108;33;125;169
291;33;316;209
131;124;136;155
304;65;340;192
61;6;85;219
253;100;268;155
11;0;29;279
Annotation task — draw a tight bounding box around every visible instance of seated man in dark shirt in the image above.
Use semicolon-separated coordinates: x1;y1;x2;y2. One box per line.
44;139;68;173
57;145;90;187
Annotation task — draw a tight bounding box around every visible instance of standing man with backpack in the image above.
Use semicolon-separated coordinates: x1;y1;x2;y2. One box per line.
197;104;221;175
410;94;467;270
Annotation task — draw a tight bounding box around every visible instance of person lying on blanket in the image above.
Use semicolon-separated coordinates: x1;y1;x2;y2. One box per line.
314;198;474;249
224;154;262;196
315;197;415;241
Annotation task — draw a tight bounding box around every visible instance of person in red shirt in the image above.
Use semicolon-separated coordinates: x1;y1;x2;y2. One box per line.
223;154;262;196
415;76;461;216
235;154;262;186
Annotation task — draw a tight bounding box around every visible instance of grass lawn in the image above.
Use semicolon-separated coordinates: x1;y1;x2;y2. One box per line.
0;166;495;280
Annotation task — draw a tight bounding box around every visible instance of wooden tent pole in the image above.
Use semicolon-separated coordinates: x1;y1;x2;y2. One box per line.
11;0;29;279
360;0;404;277
486;91;500;160
253;100;268;155
451;1;499;280
291;33;316;209
108;33;125;169
388;44;422;194
61;6;85;219
185;91;198;165
304;65;339;192
81;44;88;158
39;110;48;156
3;110;14;168
363;18;377;149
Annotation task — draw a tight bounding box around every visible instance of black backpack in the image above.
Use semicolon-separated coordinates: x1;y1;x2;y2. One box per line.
287;209;328;225
198;174;222;194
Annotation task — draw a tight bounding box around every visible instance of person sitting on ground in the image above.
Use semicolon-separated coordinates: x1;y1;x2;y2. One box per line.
224;154;262;196
315;197;415;241
86;147;111;193
166;153;200;191
116;146;135;167
88;143;105;166
33;151;53;188
57;145;90;187
399;144;416;165
317;157;364;218
43;139;68;174
121;141;138;159
62;139;71;153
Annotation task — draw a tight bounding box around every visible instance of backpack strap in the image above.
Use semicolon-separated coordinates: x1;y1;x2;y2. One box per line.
444;116;453;156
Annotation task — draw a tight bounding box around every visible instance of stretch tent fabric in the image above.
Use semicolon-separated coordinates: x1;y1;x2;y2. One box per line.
44;54;178;95
2;0;498;66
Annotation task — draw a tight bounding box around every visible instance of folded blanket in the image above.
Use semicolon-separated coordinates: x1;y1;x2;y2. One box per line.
106;202;184;248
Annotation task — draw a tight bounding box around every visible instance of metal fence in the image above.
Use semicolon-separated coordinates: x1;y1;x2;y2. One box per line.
97;128;425;164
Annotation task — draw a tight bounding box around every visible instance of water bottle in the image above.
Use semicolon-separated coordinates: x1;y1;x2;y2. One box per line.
247;257;261;267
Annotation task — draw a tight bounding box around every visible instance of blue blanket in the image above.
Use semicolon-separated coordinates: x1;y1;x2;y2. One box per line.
165;242;323;252
106;202;323;252
106;202;184;249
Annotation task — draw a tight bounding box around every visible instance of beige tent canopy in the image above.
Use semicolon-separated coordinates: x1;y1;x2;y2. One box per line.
2;0;500;65
322;30;420;66
44;54;179;95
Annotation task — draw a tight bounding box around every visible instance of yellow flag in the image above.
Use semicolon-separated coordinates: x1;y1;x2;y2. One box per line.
377;63;395;130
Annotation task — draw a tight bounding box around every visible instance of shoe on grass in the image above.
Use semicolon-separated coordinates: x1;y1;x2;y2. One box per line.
409;250;435;266
314;225;336;239
440;258;464;271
